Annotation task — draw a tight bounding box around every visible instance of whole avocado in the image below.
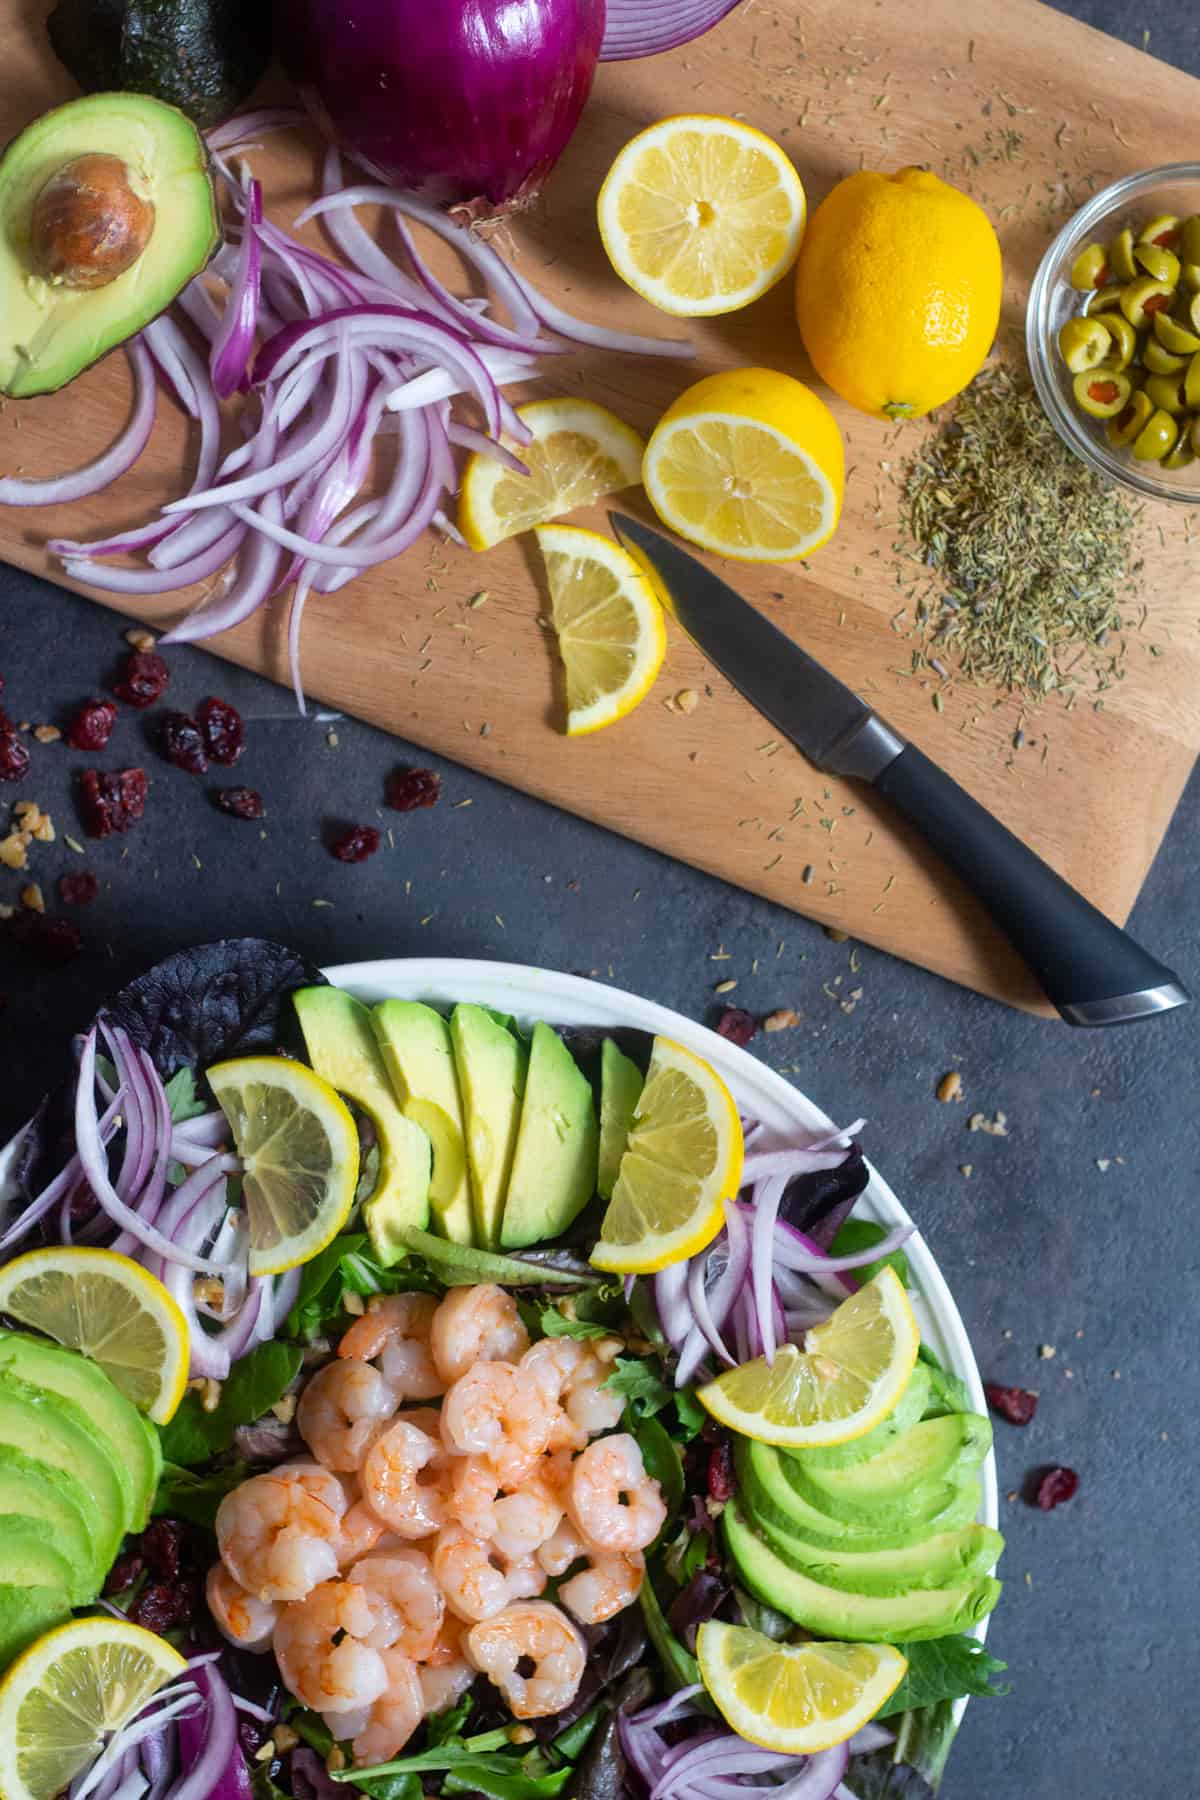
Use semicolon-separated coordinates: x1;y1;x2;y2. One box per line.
48;0;273;131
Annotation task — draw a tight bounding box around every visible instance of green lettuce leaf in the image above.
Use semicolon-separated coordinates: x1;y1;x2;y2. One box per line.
876;1634;1009;1717
158;1341;302;1466
831;1219;911;1287
152;1460;249;1529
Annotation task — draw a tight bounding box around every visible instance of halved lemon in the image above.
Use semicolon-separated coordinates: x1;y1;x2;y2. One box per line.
697;1267;920;1448
642;366;844;562
0;1615;186;1800
0;1246;189;1425
590;1035;742;1274
597;114;806;317
697;1621;907;1754
207;1056;359;1276
535;523;667;735
459;398;645;550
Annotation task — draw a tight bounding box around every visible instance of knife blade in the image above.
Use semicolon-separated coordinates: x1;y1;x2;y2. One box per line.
610;511;1189;1029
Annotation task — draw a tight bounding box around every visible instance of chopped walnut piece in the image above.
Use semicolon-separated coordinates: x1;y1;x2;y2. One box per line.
0;832;29;871
936;1070;963;1103
32;724;61;745
125;627;157;652
763;1008;800;1032
20;883;44;913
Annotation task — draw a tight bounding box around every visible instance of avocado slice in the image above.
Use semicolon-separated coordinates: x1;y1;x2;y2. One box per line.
796;1363;932;1472
0;1375;130;1562
501;1024;599;1250
0;1516;79;1598
723;1501;1001;1642
0;1330;159;1529
49;0;274;133
753;1514;1004;1598
737;1438;981;1552
449;1005;528;1249
783;1414;992;1523
371;1001;472;1244
598;1039;643;1202
294;987;432;1265
0;1446;103;1601
0;92;219;398
0;1585;71;1669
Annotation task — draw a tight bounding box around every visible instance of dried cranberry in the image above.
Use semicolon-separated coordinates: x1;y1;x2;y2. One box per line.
102;1553;145;1595
113;650;169;708
57;870;99;907
331;824;381;863
985;1383;1038;1426
198;695;245;766
159;711;208;774
1034;1466;1079;1511
386;766;441;811
708;1440;735;1503
129;1581;192;1634
715;1007;757;1047
214;786;264;821
140;1517;185;1581
0;730;30;782
79;767;148;837
8;912;82;965
66;698;118;752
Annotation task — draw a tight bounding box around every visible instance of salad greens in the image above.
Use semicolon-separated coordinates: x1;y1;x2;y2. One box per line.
159;1341;302;1465
876;1635;1010;1716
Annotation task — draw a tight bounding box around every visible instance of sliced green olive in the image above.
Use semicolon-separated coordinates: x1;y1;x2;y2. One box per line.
1072;368;1131;418
1142;336;1187;374
1143;372;1187;414
1181;263;1200;295
1188;290;1200;334
1162;436;1196;470
1107;227;1137;282
1152;310;1200;355
1097;311;1137;368
1191;415;1200;455
1070;242;1110;289
1131;407;1179;462
1179;215;1200;263
1084;284;1124;315
1057;315;1112;372
1138;213;1180;249
1134;242;1180;286
1184;351;1200;410
1106;389;1153;446
1120;277;1175;328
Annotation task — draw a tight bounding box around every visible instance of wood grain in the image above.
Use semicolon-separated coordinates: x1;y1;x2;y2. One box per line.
1;0;1197;1011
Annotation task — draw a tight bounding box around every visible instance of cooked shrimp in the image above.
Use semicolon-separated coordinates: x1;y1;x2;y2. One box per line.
432;1524;511;1622
567;1433;666;1554
418;1655;475;1717
559;1550;645;1625
465;1600;586;1719
440;1361;554;1485
490;1548;547;1600
272;1460;354;1518
205;1562;278;1652
535;1516;588;1578
339;1293;446;1402
338;1497;391;1565
361;1418;450;1539
216;1467;345;1603
521;1339;621;1450
424;1610;467;1669
273;1579;391;1714
349;1548;445;1661
446;1456;500;1541
345;1650;424;1766
563;1357;624;1441
431;1283;529;1384
297;1358;398;1471
490;1481;562;1558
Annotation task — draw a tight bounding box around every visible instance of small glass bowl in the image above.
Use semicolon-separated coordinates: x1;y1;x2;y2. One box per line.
1026;164;1200;505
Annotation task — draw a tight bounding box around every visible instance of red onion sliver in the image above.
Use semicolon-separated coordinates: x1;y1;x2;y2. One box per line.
773;1215;914;1274
749;1173;787;1364
211;179;264;398
62;523;246;596
687;1249;735;1367
206;108;305;152
0;341;156;508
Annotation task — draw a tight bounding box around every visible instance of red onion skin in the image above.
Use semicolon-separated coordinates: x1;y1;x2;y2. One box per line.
279;0;606;214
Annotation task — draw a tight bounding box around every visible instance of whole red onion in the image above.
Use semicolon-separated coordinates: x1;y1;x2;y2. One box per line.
279;0;606;216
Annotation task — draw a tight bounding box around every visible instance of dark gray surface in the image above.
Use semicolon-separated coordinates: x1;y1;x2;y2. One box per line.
1;4;1198;1790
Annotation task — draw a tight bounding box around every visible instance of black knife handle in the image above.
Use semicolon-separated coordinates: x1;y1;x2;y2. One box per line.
873;744;1188;1026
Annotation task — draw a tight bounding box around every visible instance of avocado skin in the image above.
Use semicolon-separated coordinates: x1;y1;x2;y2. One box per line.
49;0;273;131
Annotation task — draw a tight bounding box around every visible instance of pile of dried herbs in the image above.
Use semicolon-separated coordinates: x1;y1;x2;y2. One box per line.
901;364;1142;698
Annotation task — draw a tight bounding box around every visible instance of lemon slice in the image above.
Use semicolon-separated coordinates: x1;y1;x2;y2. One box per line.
534;523;667;735
698;1268;920;1448
0;1615;185;1800
697;1620;907;1754
598;114;806;317
590;1036;742;1274
0;1246;189;1425
643;366;844;563
207;1056;359;1276
459;398;645;551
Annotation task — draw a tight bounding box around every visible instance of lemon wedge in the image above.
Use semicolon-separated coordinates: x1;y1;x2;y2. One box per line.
0;1616;185;1800
698;1267;920;1448
591;1035;742;1274
697;1620;907;1753
459;397;645;550
207;1055;359;1275
535;523;667;735
0;1246;189;1425
598;114;806;317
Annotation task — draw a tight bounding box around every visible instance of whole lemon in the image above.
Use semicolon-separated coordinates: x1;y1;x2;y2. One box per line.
794;167;1002;419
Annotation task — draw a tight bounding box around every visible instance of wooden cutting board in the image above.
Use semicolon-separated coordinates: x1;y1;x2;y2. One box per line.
1;0;1197;1013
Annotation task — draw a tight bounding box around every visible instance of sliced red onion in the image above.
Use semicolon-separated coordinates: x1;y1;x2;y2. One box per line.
601;0;746;60
653;1261;692;1350
750;1174;788;1364
61;523;247;597
71;1684;203;1800
674;1321;710;1390
506;258;695;360
773;1216;914;1274
206;109;305;152
173;1662;249;1800
446;419;528;475
846;1723;895;1754
211;180;263;399
741;1145;856;1185
687;1248;735;1368
0;341;156;507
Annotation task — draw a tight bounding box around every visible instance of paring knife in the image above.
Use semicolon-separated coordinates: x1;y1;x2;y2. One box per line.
610;512;1189;1028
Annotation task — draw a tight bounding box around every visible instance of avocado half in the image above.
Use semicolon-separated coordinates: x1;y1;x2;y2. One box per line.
0;91;219;398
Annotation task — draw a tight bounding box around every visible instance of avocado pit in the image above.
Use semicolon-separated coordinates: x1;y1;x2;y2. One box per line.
31;152;155;290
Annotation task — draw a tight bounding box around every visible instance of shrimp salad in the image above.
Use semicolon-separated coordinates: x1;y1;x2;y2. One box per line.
0;946;1005;1800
